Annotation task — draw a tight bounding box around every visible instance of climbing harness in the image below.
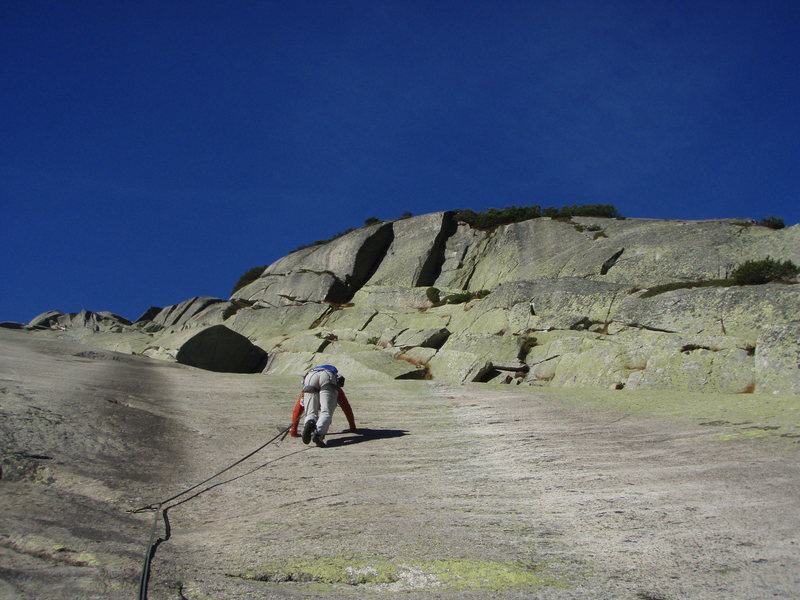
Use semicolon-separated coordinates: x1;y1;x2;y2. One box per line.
129;415;303;600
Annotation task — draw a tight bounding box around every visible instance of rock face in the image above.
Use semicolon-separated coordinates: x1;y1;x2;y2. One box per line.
231;223;394;306
28;309;133;332
22;213;800;394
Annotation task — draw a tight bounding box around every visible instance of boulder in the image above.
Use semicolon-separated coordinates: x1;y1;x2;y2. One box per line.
175;325;267;373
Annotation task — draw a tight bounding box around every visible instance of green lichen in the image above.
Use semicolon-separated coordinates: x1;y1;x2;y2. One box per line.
420;558;556;591
75;552;100;567
231;555;563;592
533;387;800;446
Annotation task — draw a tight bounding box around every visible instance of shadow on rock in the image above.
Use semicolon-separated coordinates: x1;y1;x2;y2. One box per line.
325;428;409;447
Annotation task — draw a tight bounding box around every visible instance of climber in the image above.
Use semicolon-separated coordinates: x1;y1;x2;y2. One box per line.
289;365;355;447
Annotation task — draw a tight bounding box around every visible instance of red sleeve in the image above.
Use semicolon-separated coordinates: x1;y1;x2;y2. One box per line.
289;392;304;437
337;389;356;430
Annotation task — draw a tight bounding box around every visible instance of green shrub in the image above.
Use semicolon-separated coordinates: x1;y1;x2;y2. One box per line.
592;231;608;240
731;257;799;285
453;204;620;230
425;287;441;304
542;206;560;219
231;266;267;295
222;299;255;320
444;293;472;304
757;216;785;230
453;205;543;229
443;289;491;304
561;204;621;218
639;279;732;298
364;217;381;226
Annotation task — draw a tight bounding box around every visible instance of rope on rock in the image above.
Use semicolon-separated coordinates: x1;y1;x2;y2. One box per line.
130;415;302;600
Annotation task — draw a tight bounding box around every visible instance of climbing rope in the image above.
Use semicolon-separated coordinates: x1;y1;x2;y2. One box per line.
130;416;302;600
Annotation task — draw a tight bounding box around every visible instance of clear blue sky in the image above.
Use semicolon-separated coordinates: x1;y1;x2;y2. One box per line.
2;1;799;323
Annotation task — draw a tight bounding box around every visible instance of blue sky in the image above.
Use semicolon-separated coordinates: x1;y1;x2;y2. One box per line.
2;1;799;323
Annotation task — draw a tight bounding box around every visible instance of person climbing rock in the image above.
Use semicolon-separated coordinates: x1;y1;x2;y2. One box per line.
290;365;355;447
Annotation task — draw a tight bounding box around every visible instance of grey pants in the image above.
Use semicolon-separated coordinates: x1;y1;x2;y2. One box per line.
302;369;339;436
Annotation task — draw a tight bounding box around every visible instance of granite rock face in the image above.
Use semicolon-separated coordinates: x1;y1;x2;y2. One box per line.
140;297;227;332
22;213;800;394
28;309;133;332
231;222;394;306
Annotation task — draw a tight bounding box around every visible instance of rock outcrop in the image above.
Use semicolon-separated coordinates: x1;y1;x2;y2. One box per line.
18;213;800;394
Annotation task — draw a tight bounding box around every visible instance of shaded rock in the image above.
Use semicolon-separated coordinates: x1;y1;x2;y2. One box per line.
365;212;457;287
27;310;64;329
392;327;451;349
134;306;162;323
145;297;226;332
176;325;267;373
233;222;394;305
434;222;492;289
428;333;525;383
493;358;529;372
27;309;134;333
